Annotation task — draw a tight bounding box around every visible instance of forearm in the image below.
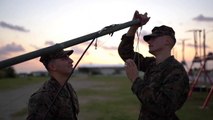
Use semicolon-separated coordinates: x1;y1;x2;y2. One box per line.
118;34;135;61
119;10;150;61
118;34;146;72
126;26;138;36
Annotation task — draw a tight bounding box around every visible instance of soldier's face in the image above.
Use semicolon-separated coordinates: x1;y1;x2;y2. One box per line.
147;36;167;55
50;55;74;76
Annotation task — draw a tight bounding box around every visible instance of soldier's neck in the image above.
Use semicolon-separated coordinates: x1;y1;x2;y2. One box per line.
51;73;69;86
155;51;171;64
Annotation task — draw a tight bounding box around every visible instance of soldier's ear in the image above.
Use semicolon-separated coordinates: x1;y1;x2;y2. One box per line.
48;61;56;71
163;36;169;46
165;36;173;47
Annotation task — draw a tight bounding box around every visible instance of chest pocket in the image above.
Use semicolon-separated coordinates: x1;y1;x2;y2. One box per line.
144;67;161;83
144;65;170;91
57;95;74;118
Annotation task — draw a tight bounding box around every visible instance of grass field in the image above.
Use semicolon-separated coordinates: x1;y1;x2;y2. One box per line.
0;76;45;91
0;75;213;120
78;75;213;120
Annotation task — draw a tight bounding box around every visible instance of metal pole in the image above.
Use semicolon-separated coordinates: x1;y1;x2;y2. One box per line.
203;29;206;84
0;19;140;69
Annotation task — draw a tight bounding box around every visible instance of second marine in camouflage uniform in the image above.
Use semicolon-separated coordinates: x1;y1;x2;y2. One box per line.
27;49;79;120
27;77;79;120
118;25;189;119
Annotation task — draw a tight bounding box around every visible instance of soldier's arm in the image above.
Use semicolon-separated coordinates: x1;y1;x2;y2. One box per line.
118;34;135;61
118;34;148;70
131;67;189;115
118;10;150;70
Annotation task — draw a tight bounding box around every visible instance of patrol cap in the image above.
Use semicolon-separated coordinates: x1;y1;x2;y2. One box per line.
143;25;176;44
40;49;73;68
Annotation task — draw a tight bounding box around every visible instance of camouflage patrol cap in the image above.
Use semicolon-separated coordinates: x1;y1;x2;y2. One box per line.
143;25;176;44
40;49;73;68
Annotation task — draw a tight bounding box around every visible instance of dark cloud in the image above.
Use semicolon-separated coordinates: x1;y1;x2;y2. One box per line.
0;21;30;32
176;39;190;45
0;42;25;55
193;14;213;22
136;30;150;44
72;46;88;55
30;41;55;50
45;41;55;46
186;43;210;48
30;44;41;50
101;46;117;51
186;43;196;48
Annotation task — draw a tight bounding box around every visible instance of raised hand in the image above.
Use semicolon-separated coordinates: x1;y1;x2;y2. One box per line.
132;10;150;27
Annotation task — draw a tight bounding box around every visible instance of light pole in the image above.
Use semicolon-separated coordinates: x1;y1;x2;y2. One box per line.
179;38;189;70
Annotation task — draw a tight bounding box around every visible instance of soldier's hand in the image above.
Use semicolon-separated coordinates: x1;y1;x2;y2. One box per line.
132;10;150;28
125;59;139;82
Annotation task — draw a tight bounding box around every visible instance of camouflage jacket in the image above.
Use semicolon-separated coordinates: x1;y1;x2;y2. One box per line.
27;77;79;120
118;34;189;120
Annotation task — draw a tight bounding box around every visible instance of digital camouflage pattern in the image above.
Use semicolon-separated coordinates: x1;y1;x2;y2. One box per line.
118;34;189;120
27;78;79;120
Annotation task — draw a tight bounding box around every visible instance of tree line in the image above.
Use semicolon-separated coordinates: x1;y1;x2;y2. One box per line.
0;67;16;78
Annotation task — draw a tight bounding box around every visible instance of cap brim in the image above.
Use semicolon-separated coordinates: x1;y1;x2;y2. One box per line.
53;49;74;58
64;50;74;56
143;34;160;42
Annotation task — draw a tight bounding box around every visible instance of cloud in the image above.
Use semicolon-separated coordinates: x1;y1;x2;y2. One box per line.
72;46;87;55
0;42;25;55
101;46;117;51
45;41;55;46
0;21;30;32
30;41;55;50
186;43;210;48
193;14;213;22
30;44;41;50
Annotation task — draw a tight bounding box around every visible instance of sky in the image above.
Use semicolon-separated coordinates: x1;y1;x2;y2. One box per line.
0;0;213;73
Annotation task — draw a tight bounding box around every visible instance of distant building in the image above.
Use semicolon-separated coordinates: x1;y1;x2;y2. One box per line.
30;71;48;77
18;73;29;77
78;64;125;75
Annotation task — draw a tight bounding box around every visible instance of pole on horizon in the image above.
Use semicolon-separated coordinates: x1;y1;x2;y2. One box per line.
179;38;189;70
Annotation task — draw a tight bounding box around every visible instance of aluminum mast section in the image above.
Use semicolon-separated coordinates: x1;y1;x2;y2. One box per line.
0;19;140;69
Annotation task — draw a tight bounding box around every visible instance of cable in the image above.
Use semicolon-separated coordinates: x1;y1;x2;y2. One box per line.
43;38;96;120
134;27;142;70
43;24;116;119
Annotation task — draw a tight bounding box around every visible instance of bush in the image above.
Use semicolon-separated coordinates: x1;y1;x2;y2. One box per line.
0;67;16;78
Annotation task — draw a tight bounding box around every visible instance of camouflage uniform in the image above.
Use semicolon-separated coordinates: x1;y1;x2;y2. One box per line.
118;34;189;120
27;77;79;120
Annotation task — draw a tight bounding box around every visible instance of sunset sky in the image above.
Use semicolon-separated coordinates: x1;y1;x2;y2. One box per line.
0;0;213;73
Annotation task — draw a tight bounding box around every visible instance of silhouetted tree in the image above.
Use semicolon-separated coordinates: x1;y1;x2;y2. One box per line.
0;67;16;78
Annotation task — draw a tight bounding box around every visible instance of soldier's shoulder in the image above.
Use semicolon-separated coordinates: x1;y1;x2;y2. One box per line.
30;80;57;98
169;59;186;70
29;89;48;101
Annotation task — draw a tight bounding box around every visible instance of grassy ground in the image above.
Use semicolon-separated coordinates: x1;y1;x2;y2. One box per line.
177;92;213;120
78;75;213;120
1;75;213;120
77;75;139;120
0;76;45;91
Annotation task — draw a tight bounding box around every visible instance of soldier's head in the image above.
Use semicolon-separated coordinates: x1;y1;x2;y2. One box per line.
39;49;74;75
143;25;176;55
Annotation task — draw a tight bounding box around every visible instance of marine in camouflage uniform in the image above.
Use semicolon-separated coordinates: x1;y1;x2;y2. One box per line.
118;11;189;120
27;49;79;120
27;78;79;120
